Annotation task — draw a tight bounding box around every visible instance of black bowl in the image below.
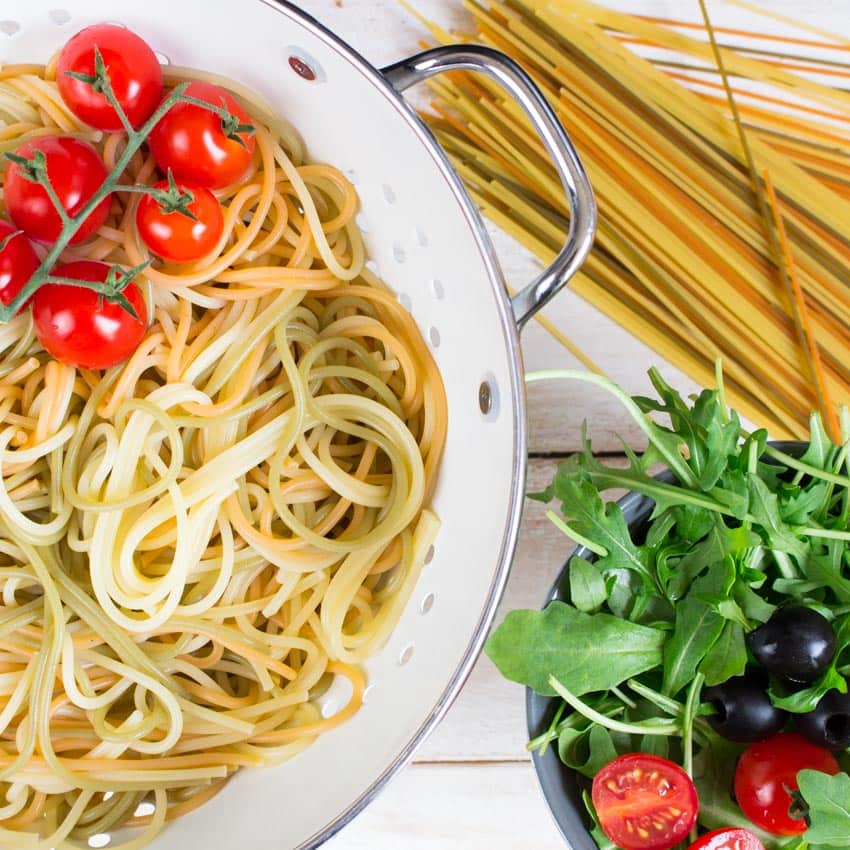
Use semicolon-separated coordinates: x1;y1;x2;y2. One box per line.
524;441;805;847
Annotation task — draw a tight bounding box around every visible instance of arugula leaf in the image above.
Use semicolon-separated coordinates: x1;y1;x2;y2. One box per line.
779;481;830;526
733;581;776;624
798;770;850;846
747;475;808;565
662;596;724;697
485;601;664;697
801;413;832;469
560;724;622;778
667;519;757;601
699;620;747;685
569;556;608;613
549;473;657;589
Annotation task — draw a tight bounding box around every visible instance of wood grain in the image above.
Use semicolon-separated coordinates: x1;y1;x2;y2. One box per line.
325;762;566;849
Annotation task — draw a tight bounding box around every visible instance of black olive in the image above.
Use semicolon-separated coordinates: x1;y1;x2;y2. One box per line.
747;606;836;683
703;672;788;743
796;688;850;751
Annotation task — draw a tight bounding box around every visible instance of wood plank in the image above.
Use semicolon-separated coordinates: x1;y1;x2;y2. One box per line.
324;762;566;849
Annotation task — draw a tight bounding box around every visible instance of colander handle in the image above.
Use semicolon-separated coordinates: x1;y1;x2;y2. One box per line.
382;44;597;330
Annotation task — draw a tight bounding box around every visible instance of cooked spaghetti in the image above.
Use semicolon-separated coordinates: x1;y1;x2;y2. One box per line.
0;57;446;849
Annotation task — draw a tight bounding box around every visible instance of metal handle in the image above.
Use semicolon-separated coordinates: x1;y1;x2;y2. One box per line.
383;44;597;329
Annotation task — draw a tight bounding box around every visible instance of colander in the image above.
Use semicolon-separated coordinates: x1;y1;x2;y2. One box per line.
0;2;596;847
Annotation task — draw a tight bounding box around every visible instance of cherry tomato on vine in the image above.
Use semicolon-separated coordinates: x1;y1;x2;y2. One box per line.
0;220;39;311
4;137;111;244
135;180;224;263
733;732;839;835
32;261;148;370
687;828;766;850
591;754;699;850
148;81;255;189
56;24;163;131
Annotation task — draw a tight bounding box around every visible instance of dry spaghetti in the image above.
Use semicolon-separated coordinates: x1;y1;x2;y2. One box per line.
418;0;850;439
0;59;445;849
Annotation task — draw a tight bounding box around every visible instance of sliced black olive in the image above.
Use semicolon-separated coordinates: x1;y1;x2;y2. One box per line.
703;672;788;743
796;688;850;751
747;605;836;683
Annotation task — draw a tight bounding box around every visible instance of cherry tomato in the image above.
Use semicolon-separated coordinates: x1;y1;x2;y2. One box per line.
135;180;224;263
4;137;111;244
734;732;839;835
33;261;147;369
687;828;766;850
148;81;255;189
0;220;39;310
56;24;163;131
591;754;699;850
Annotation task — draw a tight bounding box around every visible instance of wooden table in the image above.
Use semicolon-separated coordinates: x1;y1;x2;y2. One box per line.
293;1;844;846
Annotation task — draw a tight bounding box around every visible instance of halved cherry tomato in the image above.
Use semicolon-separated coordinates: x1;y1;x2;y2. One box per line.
687;828;766;850
33;261;147;369
148;81;255;189
591;754;699;850
0;220;39;310
734;732;839;835
4;137;111;244
135;180;224;263
56;24;163;131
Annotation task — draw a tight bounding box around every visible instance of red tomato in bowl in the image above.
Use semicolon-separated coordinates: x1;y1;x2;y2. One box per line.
591;754;698;850
687;828;765;850
4;137;111;244
733;732;839;835
33;261;147;369
0;220;39;310
135;180;224;263
148;81;255;189
57;24;163;131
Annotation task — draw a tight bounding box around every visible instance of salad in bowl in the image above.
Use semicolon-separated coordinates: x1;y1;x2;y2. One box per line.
489;369;850;850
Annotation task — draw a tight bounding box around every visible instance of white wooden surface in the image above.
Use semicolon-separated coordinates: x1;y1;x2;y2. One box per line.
292;1;848;847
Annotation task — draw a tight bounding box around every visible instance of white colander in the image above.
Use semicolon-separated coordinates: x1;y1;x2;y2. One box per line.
0;2;596;847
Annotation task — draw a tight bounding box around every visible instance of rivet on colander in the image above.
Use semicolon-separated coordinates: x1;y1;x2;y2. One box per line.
288;55;316;81
0;21;20;37
479;381;493;415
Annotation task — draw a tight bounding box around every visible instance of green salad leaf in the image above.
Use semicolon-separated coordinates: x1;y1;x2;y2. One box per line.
798;770;850;846
484;601;664;696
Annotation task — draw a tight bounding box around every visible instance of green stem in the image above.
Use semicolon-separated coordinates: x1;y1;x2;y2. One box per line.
548;675;681;736
546;509;609;557
525;370;699;488
0;81;195;320
796;526;850;541
762;444;850;488
626;679;684;717
41;178;73;225
682;673;704;779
